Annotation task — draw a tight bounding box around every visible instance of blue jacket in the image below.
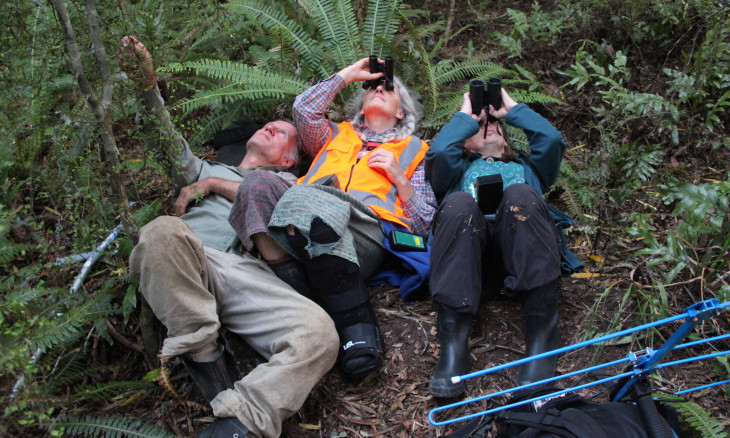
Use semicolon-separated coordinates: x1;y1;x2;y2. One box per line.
425;104;583;275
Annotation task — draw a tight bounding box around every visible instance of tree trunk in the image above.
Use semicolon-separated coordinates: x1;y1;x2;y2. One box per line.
51;0;138;244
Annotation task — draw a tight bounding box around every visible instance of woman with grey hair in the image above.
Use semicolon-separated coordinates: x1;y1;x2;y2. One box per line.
229;57;437;379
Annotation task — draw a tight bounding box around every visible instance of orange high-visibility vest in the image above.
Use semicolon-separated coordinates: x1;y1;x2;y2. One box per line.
299;121;428;231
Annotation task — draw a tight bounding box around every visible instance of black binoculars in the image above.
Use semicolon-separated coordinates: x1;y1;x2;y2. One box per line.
362;55;394;91
469;78;502;121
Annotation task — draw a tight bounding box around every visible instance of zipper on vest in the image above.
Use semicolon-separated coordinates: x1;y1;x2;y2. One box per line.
343;164;356;192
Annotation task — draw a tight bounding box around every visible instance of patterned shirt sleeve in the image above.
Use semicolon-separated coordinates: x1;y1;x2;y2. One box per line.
402;162;437;236
293;74;346;157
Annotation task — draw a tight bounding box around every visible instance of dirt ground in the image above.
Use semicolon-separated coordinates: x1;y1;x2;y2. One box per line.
139;265;728;437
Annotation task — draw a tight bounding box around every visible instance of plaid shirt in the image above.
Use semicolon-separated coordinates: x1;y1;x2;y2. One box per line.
293;74;437;236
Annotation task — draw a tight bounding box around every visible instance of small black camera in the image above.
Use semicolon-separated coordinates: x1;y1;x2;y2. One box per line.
362;55;394;91
476;174;503;215
469;78;502;122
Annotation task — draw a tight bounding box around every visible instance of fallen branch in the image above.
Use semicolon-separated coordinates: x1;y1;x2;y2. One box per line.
103;317;144;353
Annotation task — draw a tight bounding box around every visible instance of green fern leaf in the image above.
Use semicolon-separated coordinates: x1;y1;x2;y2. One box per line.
433;60;504;86
2;287;52;308
59;414;177;438
226;0;327;76
74;380;156;402
31;291;117;354
362;0;402;56
659;394;728;438
299;0;359;68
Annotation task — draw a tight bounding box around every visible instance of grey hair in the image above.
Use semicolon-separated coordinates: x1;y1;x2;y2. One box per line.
347;76;423;143
279;118;302;168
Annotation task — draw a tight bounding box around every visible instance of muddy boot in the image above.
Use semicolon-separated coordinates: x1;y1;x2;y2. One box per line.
180;335;242;404
517;280;562;385
429;302;473;398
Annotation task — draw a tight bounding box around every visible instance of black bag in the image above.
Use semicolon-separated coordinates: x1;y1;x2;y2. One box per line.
212;118;263;167
493;388;681;438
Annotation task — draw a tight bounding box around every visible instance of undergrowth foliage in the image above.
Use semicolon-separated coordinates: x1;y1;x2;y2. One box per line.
1;0;728;436
163;0;563;145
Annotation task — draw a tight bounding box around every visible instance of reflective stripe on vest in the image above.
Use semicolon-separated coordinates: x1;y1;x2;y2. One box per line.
298;121;428;230
300;121;340;184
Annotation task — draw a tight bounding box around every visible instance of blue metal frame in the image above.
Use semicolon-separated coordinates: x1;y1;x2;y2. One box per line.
429;299;730;427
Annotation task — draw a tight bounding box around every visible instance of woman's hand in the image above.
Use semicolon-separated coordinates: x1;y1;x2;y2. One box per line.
367;149;414;201
488;88;519;120
337;57;384;86
460;92;486;123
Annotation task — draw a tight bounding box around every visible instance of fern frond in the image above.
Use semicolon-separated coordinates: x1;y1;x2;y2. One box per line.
621;143;664;183
163;59;307;91
226;0;327;76
362;0;402;56
132;202;163;229
73;380;155;402
1;287;53;308
0;241;27;265
44;353;88;392
176;84;297;115
659;394;728;438
334;0;363;58
560;187;586;221
156;358;182;401
59;414;177;438
187;110;238;149
509;88;566;106
31;291;117;354
298;0;358;68
392;20;443;44
433;59;504;86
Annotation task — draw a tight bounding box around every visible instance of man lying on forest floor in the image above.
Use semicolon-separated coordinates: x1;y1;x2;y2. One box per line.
121;35;338;438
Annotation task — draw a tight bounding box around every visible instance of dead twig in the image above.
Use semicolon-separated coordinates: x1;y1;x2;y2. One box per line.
103;317;144;353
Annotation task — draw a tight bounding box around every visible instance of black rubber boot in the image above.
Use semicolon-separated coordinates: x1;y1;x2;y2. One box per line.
180;335;242;404
198;417;249;438
517;280;562;385
429;302;473;398
268;258;313;300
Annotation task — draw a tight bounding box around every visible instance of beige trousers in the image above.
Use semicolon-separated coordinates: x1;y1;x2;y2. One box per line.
130;216;338;438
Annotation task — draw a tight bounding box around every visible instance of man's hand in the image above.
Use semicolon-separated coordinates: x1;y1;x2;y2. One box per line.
175;179;211;216
174;177;242;216
120;35;156;90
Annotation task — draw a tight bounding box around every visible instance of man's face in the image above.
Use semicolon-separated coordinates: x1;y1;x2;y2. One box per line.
361;83;405;121
246;121;298;167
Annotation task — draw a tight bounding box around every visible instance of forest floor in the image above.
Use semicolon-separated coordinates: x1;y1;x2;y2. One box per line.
138;255;729;438
108;0;730;435
8;0;729;437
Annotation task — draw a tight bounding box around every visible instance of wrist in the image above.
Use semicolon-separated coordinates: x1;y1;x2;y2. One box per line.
337;67;354;85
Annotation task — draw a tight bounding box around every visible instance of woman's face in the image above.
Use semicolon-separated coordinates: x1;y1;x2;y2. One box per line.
361;83;405;122
464;119;507;155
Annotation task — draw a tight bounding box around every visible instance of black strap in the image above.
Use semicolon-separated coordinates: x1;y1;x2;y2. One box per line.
319;284;370;314
499;408;609;438
442;414;494;438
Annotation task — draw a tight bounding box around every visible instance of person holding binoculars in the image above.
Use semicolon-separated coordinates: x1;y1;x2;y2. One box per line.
424;81;575;398
228;57;437;380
